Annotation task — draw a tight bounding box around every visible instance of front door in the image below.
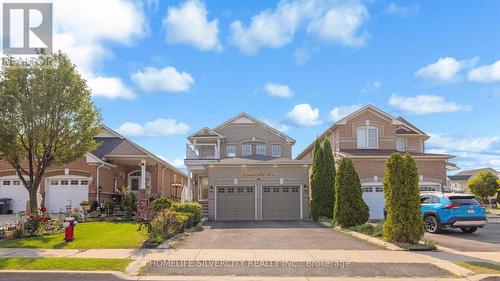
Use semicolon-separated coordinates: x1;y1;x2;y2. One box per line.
198;176;209;200
130;177;140;195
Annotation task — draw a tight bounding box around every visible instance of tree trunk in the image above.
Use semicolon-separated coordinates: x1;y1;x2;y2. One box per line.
28;187;38;213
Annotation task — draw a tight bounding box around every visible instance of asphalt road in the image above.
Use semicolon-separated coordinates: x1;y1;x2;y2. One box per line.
423;218;500;252
174;220;379;250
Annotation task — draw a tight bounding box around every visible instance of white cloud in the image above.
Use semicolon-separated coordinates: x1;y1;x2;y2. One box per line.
286;104;322;126
427;134;500;171
264;82;293;98
388;94;471;115
468;60;500;83
383;3;418;17
261;118;290;133
51;0;147;99
361;80;381;93
229;0;369;54
163;0;221;51
415;57;478;83
306;2;369;47
116;118;191;137
329;105;361;121
87;77;136;100
132;66;194;93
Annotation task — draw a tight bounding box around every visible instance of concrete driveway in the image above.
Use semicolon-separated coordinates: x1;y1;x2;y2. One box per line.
423;218;500;252
175;220;379;250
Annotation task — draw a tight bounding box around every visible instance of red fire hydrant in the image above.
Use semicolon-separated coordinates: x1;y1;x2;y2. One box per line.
63;217;77;242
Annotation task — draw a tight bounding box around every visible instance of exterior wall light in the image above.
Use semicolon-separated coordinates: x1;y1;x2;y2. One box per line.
210;186;213;192
304;184;308;191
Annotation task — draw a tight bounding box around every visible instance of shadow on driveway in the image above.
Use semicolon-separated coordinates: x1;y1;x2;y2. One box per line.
175;220;380;250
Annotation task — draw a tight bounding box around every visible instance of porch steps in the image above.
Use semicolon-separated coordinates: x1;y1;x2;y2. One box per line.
198;200;209;218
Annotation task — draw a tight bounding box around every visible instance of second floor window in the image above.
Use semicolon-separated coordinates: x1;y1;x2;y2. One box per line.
396;138;405;152
357;127;378;149
227;146;236;157
242;144;252;156
256;144;266;155
271;144;281;157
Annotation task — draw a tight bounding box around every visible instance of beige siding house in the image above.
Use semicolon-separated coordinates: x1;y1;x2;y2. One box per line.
296;105;454;219
184;113;310;221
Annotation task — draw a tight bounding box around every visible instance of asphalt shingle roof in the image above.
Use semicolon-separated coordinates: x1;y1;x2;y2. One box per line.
92;137;145;158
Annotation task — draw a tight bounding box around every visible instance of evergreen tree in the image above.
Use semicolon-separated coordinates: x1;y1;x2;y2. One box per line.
383;153;424;243
322;138;335;219
310;139;323;220
333;158;369;227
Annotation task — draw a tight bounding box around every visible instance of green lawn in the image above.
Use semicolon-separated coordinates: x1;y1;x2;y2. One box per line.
0;257;132;272
0;222;146;249
455;261;500;274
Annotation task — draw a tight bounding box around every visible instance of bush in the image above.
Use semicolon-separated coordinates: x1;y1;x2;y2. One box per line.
121;192;136;218
176;212;195;228
23;214;45;237
152;197;173;212
148;209;182;243
333;158;369;227
350;221;384;237
310;139;323;221
67;211;84;222
13;228;23;239
383;154;424;244
172;202;202;225
321;138;335;219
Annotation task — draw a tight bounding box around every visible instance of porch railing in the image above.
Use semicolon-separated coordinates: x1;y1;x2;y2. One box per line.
185;143;220;160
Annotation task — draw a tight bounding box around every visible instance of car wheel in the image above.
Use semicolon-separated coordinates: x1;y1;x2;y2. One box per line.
424;215;440;233
460;227;478;233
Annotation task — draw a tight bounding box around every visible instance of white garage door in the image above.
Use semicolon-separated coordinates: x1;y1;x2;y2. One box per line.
362;185;385;220
46;178;89;213
0;178;30;213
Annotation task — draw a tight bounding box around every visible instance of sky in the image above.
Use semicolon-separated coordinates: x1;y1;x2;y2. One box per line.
6;0;500;172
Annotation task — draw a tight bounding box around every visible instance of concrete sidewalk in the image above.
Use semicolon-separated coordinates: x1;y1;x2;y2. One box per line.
0;248;441;263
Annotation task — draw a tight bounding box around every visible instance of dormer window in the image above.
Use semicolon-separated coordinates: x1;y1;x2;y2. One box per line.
357;127;378;149
242;144;252;156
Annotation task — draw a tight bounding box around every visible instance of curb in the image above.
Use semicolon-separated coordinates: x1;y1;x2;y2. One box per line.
0;269;137;280
125;259;149;276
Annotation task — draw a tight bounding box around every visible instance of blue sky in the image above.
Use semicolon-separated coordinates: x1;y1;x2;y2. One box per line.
45;0;500;172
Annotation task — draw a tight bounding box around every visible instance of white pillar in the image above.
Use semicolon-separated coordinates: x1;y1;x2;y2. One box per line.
140;159;146;190
216;139;221;158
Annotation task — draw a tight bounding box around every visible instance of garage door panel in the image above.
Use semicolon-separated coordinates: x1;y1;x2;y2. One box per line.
362;185;385;220
262;186;300;220
217;186;255;221
46;178;89;213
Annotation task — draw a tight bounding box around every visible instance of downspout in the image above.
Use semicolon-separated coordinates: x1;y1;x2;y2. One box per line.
96;162;105;205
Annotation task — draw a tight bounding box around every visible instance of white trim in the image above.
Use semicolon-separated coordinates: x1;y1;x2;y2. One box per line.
242;144;252;156
214;186;217;220
255;185;258;220
215;185;258;221
356;126;379;149
299;184;303;219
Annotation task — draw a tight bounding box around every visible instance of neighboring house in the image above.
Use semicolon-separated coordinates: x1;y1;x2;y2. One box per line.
184;113;310;221
448;167;499;192
296;105;454;220
0;126;187;213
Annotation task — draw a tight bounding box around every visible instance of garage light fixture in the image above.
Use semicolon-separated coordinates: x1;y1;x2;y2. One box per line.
304;184;308;192
210;186;213;192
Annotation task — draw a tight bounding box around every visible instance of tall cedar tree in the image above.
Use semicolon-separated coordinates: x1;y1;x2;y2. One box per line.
383;153;424;243
0;51;101;212
333;158;369;227
321;138;335;219
310;139;323;220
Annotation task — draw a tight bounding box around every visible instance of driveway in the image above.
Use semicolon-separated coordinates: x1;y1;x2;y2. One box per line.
175;220;379;250
423;218;500;252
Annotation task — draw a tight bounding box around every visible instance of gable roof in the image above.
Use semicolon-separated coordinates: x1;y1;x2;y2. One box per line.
188;127;223;140
456;167;498;176
204;112;296;143
90;126;186;176
296;104;430;159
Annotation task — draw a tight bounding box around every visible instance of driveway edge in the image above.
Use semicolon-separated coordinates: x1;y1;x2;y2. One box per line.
335;227;402;251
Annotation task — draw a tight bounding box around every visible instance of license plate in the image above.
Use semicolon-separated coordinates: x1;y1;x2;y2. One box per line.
467;209;475;214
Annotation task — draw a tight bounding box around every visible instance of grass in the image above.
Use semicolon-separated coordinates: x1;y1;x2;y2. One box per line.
455;261;500;274
0;222;146;249
0;257;132;272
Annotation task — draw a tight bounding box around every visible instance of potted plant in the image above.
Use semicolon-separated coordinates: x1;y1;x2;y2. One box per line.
80;201;91;211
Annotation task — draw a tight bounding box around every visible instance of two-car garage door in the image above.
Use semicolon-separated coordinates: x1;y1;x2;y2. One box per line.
216;186;301;221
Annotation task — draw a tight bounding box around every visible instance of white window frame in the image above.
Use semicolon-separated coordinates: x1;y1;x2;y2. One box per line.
357;126;379;149
242;144;252;156
226;145;236;157
271;144;282;157
396;137;405;152
256;144;266;156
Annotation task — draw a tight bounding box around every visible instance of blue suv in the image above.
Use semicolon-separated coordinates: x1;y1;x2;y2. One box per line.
420;193;487;233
